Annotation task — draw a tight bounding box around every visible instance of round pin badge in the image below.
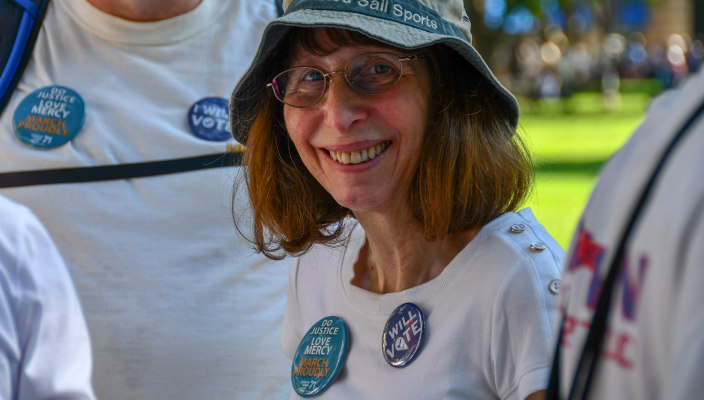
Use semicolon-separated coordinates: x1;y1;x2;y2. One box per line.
12;85;85;149
291;316;349;398
382;302;425;368
186;97;231;141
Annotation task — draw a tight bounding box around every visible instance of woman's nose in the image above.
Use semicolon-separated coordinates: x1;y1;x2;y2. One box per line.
320;74;369;134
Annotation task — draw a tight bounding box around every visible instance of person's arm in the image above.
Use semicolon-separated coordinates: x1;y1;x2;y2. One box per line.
492;251;562;400
4;203;95;400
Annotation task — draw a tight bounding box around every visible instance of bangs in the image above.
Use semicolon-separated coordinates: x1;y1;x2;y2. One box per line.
292;27;388;56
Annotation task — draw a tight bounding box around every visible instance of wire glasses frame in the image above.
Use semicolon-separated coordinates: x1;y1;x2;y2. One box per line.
266;52;427;108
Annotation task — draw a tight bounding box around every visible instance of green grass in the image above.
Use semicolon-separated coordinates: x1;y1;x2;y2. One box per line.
519;91;652;250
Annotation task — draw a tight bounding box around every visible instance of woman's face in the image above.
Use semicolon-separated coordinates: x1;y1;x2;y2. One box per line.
283;30;431;215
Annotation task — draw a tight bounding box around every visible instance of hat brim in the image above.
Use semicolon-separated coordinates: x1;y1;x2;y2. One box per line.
229;9;519;144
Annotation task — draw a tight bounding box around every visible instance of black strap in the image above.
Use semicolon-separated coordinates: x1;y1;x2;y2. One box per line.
0;151;242;188
546;94;704;400
0;0;50;115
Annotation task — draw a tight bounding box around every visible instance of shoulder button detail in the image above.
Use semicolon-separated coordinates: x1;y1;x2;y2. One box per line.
548;279;561;295
530;241;547;251
509;223;527;233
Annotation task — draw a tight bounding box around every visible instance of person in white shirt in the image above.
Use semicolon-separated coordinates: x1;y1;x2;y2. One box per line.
548;69;704;399
229;0;564;398
0;1;290;398
0;195;95;400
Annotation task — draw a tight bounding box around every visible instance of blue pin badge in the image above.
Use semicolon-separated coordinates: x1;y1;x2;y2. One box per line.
291;316;349;398
186;97;231;141
382;303;425;367
12;85;85;149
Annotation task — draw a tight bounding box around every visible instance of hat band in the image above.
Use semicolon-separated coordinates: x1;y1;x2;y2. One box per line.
286;0;466;40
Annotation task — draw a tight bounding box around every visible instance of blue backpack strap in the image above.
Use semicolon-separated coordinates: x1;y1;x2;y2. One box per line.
0;0;50;116
274;0;284;16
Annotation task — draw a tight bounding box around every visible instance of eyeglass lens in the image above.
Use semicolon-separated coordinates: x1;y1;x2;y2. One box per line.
271;52;405;108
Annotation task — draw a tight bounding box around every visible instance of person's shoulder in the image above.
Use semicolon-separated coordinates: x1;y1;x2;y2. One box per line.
630;68;704;143
466;208;564;299
0;196;36;236
0;196;59;281
467;209;562;315
646;69;704;116
476;208;565;271
585;69;704;225
0;194;27;214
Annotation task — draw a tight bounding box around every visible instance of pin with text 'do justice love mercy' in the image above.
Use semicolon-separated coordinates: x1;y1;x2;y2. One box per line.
13;85;85;150
292;316;349;397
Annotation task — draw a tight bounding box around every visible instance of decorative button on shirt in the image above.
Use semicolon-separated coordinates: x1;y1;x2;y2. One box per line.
510;223;527;233
530;241;547;251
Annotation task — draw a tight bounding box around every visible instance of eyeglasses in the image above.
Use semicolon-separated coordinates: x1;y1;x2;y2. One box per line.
266;52;426;108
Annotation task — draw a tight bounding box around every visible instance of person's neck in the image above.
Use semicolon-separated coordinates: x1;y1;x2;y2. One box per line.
351;211;478;294
86;0;202;21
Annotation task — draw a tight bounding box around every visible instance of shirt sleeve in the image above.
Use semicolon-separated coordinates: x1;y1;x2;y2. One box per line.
0;203;95;400
492;255;561;400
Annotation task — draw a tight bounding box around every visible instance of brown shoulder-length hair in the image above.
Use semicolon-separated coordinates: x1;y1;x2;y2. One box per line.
234;28;533;260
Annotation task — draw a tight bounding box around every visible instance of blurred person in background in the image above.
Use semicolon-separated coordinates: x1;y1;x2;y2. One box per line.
547;61;704;400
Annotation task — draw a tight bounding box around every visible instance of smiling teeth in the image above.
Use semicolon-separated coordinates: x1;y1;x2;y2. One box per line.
329;142;389;165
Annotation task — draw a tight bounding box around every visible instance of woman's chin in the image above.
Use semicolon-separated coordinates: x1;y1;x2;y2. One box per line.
332;193;381;213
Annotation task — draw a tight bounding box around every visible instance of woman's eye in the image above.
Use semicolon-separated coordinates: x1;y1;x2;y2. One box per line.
368;62;394;75
301;69;325;82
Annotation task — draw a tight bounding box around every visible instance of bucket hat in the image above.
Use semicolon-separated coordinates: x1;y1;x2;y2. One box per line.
229;0;520;143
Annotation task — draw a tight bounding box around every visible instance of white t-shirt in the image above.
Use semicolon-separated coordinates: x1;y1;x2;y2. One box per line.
0;195;95;400
557;69;704;399
0;1;290;399
282;209;564;399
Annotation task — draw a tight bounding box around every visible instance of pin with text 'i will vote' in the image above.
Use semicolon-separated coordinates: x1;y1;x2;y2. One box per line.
292;316;349;398
13;85;85;150
382;302;425;368
186;97;231;141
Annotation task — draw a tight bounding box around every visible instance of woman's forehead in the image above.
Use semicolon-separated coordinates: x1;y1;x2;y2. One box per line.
290;27;407;59
289;44;404;66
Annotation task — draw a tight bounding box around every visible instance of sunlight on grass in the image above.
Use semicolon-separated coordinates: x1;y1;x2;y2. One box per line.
528;172;596;251
518;91;651;250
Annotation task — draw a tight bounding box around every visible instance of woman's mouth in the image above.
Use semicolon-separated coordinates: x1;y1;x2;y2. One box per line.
327;141;390;165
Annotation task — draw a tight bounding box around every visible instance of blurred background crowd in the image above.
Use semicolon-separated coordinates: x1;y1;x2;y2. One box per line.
466;0;704;107
463;0;704;248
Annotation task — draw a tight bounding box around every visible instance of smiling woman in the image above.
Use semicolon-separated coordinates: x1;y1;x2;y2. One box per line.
282;33;431;217
230;0;564;398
